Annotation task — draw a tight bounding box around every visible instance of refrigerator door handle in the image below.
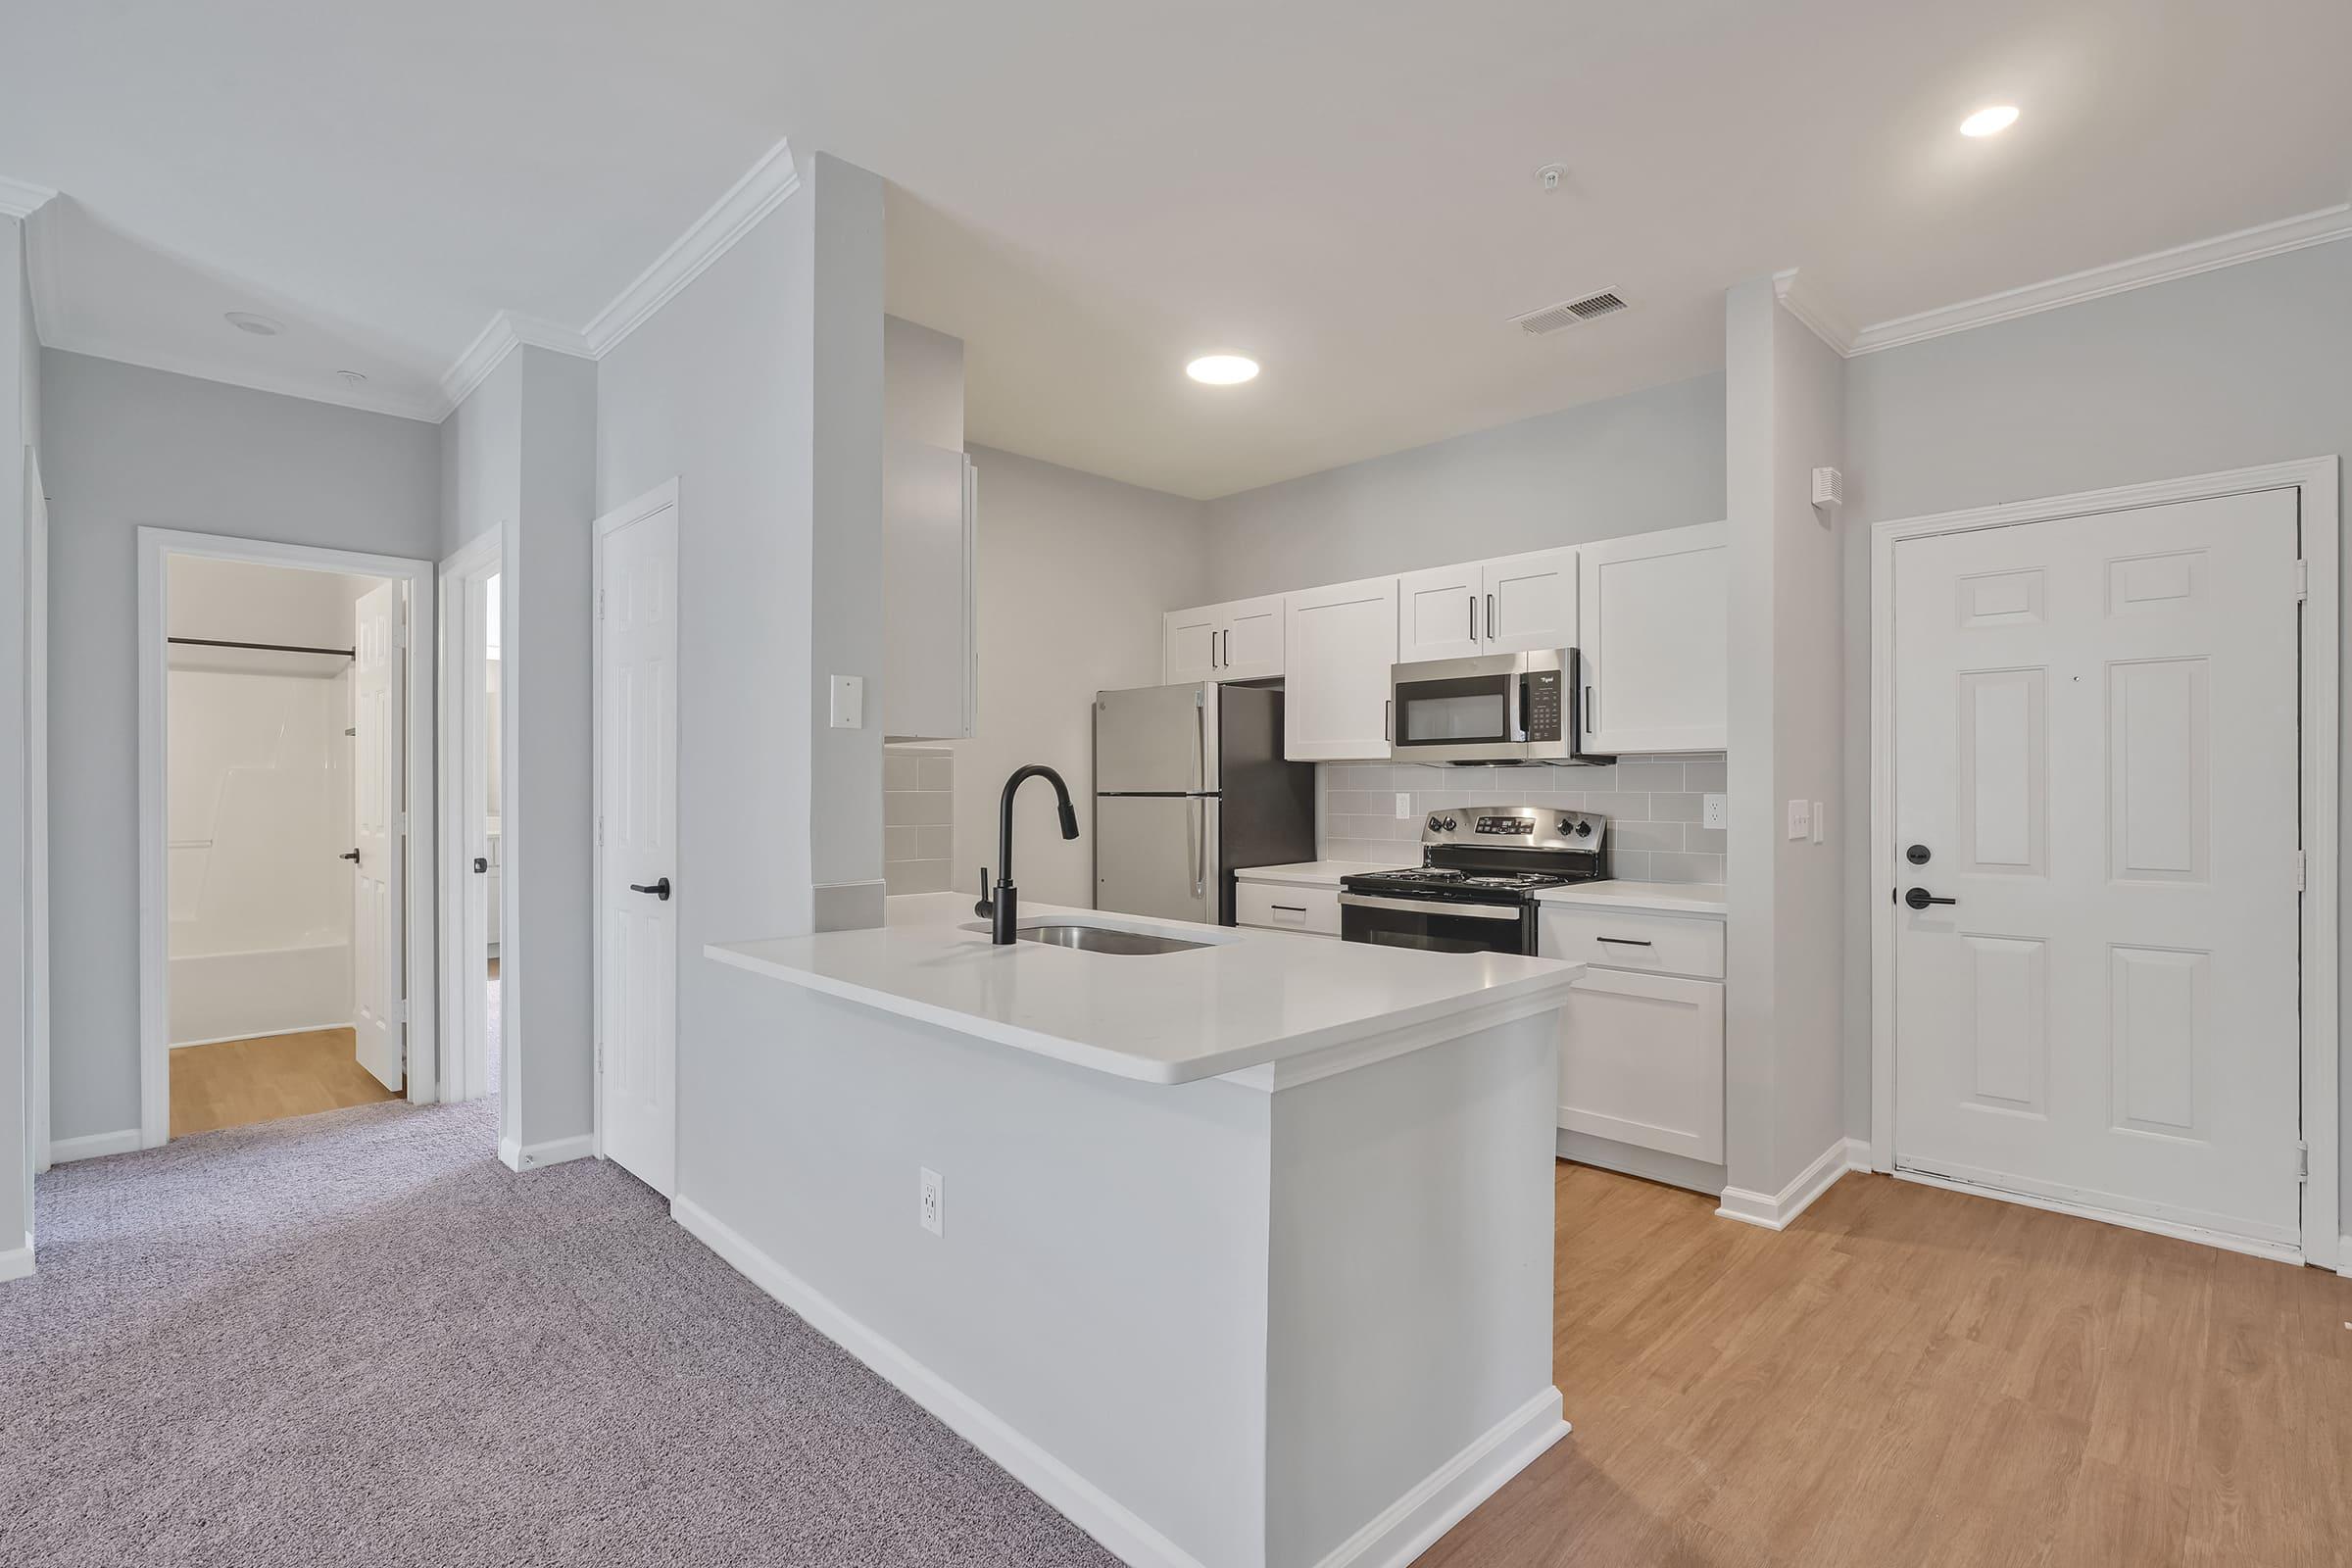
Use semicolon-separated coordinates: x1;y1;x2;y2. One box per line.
1190;798;1203;896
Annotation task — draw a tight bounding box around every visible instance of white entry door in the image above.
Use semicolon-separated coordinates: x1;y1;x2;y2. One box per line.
596;492;679;1196
352;580;405;1091
1891;488;2303;1253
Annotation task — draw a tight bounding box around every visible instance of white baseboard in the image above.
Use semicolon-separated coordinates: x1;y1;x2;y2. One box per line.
1716;1137;1851;1231
49;1128;144;1164
1845;1137;1875;1172
1311;1387;1570;1568
504;1134;594;1172
2340;1237;2351;1280
671;1194;1210;1568
0;1234;32;1283
170;1019;353;1050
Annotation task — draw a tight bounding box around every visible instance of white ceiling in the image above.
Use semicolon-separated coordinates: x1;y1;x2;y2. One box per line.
7;1;2350;497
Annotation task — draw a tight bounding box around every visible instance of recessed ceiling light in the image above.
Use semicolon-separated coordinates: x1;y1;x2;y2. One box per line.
1959;105;2020;138
224;311;283;336
1186;355;1258;386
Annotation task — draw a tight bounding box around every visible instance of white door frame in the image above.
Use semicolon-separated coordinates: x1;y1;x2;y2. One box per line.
591;478;680;1170
136;527;440;1146
25;448;48;1173
1868;457;2339;1269
436;526;512;1121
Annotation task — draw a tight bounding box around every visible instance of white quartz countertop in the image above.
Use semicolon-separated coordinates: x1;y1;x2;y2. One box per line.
705;892;1583;1085
1231;860;1393;887
1534;880;1727;917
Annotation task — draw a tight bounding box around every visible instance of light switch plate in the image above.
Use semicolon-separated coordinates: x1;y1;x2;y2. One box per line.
1702;793;1728;830
1787;799;1811;841
829;673;864;729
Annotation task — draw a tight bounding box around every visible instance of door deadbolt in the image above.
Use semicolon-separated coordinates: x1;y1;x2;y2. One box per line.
1905;844;1931;864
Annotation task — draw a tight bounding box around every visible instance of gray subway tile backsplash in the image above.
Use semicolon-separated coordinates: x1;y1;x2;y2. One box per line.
884;745;956;897
1317;752;1729;884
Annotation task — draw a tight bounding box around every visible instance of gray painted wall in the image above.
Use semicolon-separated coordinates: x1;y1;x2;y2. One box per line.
38;352;439;1142
952;446;1213;909
1839;237;2352;1222
3;219;33;1250
1200;371;1726;599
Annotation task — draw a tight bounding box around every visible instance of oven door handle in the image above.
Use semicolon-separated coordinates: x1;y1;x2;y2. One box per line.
1338;892;1524;921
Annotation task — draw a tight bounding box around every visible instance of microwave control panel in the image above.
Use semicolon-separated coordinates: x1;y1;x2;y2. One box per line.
1523;669;1563;742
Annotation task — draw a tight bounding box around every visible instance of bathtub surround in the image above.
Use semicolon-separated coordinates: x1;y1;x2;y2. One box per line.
1321;756;1728;882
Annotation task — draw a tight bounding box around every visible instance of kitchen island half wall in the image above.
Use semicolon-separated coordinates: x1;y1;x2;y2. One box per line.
693;895;1581;1568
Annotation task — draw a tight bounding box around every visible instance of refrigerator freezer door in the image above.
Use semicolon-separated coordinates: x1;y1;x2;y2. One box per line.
1094;795;1219;924
1095;683;1218;795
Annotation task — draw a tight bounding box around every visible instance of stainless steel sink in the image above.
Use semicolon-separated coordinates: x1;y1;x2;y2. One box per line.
1017;923;1210;956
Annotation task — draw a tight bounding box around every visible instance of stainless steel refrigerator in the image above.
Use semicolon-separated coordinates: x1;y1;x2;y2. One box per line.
1094;682;1316;924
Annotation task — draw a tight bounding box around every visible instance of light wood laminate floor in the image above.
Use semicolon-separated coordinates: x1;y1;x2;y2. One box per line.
170;1027;400;1137
1428;1161;2351;1568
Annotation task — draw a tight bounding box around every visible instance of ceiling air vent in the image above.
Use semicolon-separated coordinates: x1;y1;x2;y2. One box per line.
1511;291;1628;336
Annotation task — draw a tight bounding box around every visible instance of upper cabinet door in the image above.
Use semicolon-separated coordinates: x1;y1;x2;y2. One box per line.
1578;521;1727;754
1481;546;1578;655
1284;576;1399;760
1162;606;1220;686
1396;563;1485;664
1219;594;1287;682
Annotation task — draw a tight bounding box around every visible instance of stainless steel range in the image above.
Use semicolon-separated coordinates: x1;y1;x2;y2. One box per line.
1339;806;1609;955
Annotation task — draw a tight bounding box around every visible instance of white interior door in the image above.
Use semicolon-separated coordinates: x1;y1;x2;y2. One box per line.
352;580;405;1091
1891;489;2303;1252
597;496;679;1196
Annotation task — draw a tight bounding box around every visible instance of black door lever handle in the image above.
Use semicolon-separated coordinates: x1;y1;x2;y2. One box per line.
339;850;361;862
630;877;672;902
1904;887;1957;910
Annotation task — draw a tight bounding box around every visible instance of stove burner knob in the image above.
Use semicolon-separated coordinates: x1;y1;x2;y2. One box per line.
1556;817;1572;835
1442;816;1458;832
1575;819;1593;837
1427;814;1445;832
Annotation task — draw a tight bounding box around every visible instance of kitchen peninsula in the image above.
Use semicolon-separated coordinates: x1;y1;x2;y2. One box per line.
699;893;1584;1568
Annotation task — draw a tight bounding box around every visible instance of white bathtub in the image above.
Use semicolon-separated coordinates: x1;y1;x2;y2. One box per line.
169;941;353;1048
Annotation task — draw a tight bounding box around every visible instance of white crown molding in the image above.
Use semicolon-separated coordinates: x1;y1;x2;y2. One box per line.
578;137;800;357
437;309;594;412
1849;200;2352;355
1771;268;1855;357
23;197;65;344
0;173;57;220
432;136;800;417
51;334;447;422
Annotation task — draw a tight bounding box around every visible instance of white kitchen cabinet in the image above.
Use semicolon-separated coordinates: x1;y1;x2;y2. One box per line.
1234;878;1342;937
1396;562;1486;662
1577;520;1727;754
1160;594;1286;685
1481;545;1579;655
1554;967;1725;1164
881;439;978;739
1283;576;1398;760
1396;546;1578;663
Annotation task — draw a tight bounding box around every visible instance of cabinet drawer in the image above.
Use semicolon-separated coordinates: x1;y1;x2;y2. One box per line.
1538;906;1722;978
1235;880;1341;936
1557;969;1725;1164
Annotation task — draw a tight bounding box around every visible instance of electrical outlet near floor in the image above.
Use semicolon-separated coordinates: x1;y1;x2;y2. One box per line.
919;1167;944;1237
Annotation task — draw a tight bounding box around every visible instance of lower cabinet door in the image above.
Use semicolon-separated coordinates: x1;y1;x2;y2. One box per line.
1556;968;1725;1164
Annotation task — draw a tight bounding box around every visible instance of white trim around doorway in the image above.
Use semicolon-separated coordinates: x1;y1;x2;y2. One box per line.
136;528;440;1148
1866;457;2340;1270
436;527;514;1148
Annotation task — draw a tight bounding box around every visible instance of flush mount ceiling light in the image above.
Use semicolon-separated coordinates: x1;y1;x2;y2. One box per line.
1186;355;1259;385
224;311;283;335
1959;105;2021;138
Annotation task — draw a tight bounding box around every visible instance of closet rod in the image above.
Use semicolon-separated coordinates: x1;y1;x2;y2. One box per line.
168;636;356;659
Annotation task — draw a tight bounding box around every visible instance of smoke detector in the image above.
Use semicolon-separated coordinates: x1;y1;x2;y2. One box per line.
1510;291;1628;336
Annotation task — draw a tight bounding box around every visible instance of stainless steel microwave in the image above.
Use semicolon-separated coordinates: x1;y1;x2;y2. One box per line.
1387;649;1614;765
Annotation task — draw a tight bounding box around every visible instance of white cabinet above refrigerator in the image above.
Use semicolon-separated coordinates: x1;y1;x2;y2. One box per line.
1161;593;1286;684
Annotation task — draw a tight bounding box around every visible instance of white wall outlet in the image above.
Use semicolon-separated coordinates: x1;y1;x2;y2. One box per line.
1811;801;1826;845
1702;793;1728;830
1786;799;1811;841
1395;793;1413;819
829;673;864;729
919;1166;944;1237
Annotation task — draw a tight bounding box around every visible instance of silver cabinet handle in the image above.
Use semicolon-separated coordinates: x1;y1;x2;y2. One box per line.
1488;593;1496;639
1219;628;1229;667
1271;904;1306;914
1595;935;1653;946
1469;595;1478;642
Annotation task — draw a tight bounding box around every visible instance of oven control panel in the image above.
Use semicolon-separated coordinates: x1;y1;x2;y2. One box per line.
1417;805;1606;852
